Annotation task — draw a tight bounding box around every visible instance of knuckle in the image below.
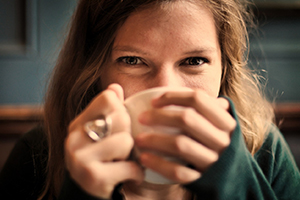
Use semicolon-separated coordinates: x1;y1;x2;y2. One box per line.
99;184;114;197
91;170;115;197
101;90;114;101
215;133;231;153
67;152;91;179
119;133;134;149
210;152;219;163
179;108;194;127
224;118;237;134
83;167;112;196
223;136;231;148
173;135;189;155
65;132;77;153
161;91;173;100
120;111;131;128
95;90;121;112
64;138;72;155
101;92;115;107
193;90;207;106
66;149;115;198
230;119;237;131
171;166;186;181
93;172;107;187
68;120;75;133
72;149;86;165
217;97;230;109
68;117;81;133
83;164;96;180
220;134;231;149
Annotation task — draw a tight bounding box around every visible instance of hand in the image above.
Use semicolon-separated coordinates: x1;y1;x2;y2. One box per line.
135;90;236;184
65;84;144;199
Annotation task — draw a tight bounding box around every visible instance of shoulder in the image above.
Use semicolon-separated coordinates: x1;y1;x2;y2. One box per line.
256;125;294;160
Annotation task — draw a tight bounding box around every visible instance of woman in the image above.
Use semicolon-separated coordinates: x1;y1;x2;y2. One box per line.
0;0;299;199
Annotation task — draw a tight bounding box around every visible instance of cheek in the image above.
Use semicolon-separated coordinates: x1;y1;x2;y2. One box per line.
99;66;120;90
121;82;145;99
183;70;222;97
184;78;220;97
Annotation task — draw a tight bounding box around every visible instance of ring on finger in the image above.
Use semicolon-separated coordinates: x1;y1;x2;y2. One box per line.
84;115;112;142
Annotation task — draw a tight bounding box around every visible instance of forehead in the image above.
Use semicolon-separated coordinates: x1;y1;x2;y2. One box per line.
113;1;218;53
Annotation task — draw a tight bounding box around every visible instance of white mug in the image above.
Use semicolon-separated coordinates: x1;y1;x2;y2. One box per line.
124;86;192;184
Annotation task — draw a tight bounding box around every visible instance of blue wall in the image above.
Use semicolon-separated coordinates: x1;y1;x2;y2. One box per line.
249;16;300;102
0;0;77;104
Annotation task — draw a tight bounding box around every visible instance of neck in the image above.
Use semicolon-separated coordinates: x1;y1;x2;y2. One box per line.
122;181;190;200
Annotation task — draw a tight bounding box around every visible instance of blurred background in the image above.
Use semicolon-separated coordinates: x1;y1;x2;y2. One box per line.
0;0;299;171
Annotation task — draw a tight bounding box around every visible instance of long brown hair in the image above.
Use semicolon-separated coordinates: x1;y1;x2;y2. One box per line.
41;0;274;199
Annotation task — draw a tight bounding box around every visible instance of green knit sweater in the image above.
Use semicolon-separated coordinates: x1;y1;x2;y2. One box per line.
183;113;300;199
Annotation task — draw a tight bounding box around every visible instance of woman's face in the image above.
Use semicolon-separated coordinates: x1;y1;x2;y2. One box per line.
101;1;222;99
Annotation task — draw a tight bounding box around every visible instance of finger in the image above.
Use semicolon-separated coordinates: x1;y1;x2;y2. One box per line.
69;90;131;135
139;108;230;152
69;89;126;132
136;133;219;171
72;132;135;163
65;128;92;154
152;90;236;132
139;153;201;184
216;97;231;111
67;107;131;152
109;111;131;134
84;90;123;119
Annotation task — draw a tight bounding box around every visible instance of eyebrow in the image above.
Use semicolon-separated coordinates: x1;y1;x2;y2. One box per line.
113;45;218;55
183;48;218;55
112;46;150;56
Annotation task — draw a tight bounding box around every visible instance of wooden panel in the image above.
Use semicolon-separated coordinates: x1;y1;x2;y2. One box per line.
274;103;300;133
0;105;42;136
254;0;300;10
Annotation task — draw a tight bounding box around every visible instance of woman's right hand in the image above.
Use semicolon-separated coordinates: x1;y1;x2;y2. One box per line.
65;83;144;199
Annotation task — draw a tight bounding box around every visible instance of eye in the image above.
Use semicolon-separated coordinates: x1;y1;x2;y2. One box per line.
182;57;208;66
117;56;143;65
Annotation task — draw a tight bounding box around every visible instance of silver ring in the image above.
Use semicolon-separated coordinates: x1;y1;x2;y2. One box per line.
84;115;112;142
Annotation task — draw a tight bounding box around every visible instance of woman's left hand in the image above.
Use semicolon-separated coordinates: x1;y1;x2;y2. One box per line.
135;89;236;184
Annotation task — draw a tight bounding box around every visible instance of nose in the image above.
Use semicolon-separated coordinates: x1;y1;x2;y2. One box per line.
150;66;183;88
